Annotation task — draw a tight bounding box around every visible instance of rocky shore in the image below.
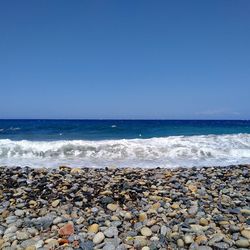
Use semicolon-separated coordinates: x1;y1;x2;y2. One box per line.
0;165;250;250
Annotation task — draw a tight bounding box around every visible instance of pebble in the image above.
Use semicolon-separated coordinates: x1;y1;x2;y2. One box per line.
93;232;105;244
21;239;37;249
103;243;116;250
241;209;250;215
46;239;59;249
139;212;147;222
184;234;194;244
5;226;17;234
160;225;168;236
80;240;94;250
189;205;198;216
14;210;25;217
16;231;29;240
0;165;249;249
199;218;208;226
124;212;132;220
177;238;185;247
235;239;250;248
229;225;240;233
151;225;160;233
88;223;99;233
58;223;74;236
107;204;118;211
241;229;250;239
134;236;148;247
53;216;63;224
104;226;118;238
140;227;152;237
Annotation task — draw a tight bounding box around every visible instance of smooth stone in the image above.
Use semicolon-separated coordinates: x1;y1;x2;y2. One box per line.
171;203;180;209
116;244;127;250
88;224;99;233
76;217;84;225
188;205;198;216
80;240;94;250
103;243;116;250
16;231;29;240
35;240;44;248
107;204;118;212
26;228;38;236
141;247;150;250
190;224;207;232
124;212;132;220
46;239;59;249
75;201;83;207
160;226;168;236
100;197;114;205
241;229;250;239
189;242;199;250
6;216;17;224
177;239;185;247
53;217;63;224
195;235;208;245
21;239;37;249
111;221;122;227
93;232;105;244
30;215;54;230
14;210;24;217
5;226;17;234
134;236;148;248
183;234;194;244
91;207;99;213
140;227;152;237
139;213;147;222
241;209;250;215
51;199;60;207
235;239;250;248
58;223;74;236
104;227;118;238
199;218;208;226
104;237;121;247
151;225;160;233
229;225;240;233
208;234;224;245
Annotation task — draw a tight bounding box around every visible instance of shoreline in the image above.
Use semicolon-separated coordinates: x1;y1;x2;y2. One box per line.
0;165;250;249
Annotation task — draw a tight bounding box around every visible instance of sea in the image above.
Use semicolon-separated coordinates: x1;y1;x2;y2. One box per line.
0;119;250;168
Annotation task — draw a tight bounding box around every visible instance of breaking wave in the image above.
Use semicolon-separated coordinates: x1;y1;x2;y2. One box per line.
0;133;250;168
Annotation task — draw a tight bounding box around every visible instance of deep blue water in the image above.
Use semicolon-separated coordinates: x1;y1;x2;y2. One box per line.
1;119;250;140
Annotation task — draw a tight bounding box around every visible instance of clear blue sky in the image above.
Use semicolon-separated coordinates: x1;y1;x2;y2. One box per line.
0;0;249;119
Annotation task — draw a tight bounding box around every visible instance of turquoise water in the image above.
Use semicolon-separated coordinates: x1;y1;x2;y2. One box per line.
0;120;250;168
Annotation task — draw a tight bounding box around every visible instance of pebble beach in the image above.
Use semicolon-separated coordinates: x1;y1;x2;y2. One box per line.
0;165;250;250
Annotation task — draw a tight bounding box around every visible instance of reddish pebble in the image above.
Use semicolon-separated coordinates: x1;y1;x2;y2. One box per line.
58;223;74;236
58;238;69;245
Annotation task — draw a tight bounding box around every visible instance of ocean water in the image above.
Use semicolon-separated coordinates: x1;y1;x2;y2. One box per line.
0;119;250;168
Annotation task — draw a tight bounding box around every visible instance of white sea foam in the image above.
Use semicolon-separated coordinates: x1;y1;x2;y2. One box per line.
0;133;250;168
